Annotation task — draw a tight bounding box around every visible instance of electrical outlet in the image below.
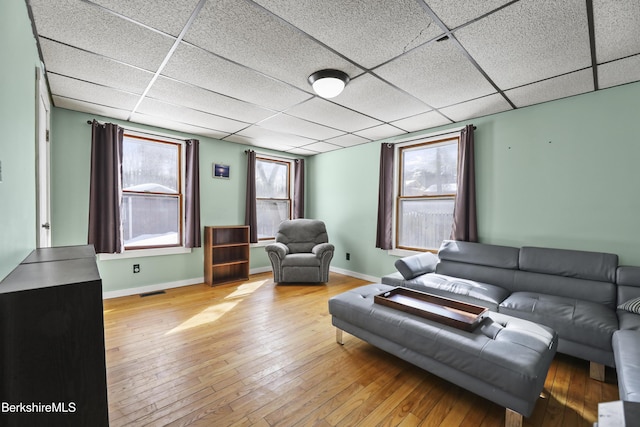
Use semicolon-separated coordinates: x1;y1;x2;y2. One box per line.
346;253;350;261
133;264;140;273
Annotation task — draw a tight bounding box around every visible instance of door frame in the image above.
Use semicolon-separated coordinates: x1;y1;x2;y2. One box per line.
36;65;51;248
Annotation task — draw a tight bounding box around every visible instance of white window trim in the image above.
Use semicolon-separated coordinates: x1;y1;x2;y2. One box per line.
98;246;192;261
388;128;463;256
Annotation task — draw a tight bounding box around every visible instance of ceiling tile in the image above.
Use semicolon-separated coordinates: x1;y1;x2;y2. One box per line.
593;0;640;63
52;96;131;121
284;98;382;133
48;74;140;111
332;74;431;122
90;0;201;37
137;98;249;134
285;147;321;156
130;112;230;140
253;0;443;68
258;113;344;140
390;111;452;133
598;55;640;89
29;0;174;71
183;0;363;91
39;38;153;95
455;0;592;89
505;69;594;108
354;124;407;141
224;133;298;152
231;125;316;148
427;0;515;29
147;76;277;123
162;43;311;111
375;38;496;108
325;134;371;148
439;93;512;122
301;141;343;153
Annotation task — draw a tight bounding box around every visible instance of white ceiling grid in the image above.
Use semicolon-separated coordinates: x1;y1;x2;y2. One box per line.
26;0;640;155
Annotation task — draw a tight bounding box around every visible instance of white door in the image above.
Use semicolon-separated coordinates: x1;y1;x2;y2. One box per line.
36;66;51;248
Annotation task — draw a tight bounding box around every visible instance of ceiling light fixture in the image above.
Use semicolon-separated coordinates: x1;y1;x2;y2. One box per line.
308;69;350;99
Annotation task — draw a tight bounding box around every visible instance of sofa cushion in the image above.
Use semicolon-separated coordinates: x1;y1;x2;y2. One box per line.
400;273;510;311
618;310;640;331
619;297;640;315
394;252;438;280
617;265;640;286
512;270;617;308
617;266;640;307
281;253;320;267
498;292;618;352
612;330;640;402
438;240;520;269
519;246;618;283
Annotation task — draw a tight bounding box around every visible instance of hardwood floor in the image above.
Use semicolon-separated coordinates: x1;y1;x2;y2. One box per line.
103;272;619;426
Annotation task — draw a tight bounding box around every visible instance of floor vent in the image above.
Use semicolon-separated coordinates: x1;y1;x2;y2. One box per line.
140;290;166;298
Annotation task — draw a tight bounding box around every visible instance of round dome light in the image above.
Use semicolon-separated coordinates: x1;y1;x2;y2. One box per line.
308;69;350;99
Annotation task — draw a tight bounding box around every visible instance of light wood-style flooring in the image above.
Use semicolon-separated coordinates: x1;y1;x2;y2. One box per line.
103;272;619;426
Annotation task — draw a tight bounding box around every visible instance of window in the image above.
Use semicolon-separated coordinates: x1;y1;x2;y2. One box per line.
121;135;182;249
396;136;459;251
255;156;292;240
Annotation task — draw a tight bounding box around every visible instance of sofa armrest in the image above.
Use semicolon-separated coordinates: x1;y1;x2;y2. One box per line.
394;252;439;280
312;243;335;257
265;242;289;259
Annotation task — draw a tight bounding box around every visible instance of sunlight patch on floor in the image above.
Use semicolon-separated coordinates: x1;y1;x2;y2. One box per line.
225;279;268;300
166;279;269;334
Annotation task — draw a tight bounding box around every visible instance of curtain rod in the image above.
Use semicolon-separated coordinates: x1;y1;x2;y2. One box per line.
244;149;301;161
383;124;476;146
87;119;189;143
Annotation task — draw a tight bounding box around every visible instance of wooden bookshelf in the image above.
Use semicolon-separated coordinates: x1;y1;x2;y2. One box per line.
204;226;250;286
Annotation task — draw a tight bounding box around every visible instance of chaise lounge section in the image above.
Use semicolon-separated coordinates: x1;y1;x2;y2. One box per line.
329;283;558;426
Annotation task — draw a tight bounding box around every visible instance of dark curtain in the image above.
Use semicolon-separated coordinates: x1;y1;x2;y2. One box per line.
184;139;201;248
293;158;305;219
450;124;478;242
244;150;258;243
375;143;395;249
88;120;124;254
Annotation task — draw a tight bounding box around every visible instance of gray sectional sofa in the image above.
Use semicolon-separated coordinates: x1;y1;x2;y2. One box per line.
382;240;640;403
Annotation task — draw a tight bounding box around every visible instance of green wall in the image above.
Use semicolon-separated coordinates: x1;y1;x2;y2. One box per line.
308;81;640;278
50;108;281;293
0;0;41;280
10;0;640;288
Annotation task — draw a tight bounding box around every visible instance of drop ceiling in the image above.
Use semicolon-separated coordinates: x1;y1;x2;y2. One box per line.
27;0;640;155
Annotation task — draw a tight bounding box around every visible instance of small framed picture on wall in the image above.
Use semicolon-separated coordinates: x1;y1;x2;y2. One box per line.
213;163;230;179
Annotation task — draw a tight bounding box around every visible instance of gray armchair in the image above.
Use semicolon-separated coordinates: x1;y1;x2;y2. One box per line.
265;219;334;283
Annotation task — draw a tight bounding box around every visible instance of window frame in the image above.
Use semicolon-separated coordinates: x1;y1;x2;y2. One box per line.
255;155;294;241
121;133;184;251
394;134;460;253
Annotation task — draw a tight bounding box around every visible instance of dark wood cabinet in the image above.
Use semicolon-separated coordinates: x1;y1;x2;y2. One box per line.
204;226;250;286
0;245;108;427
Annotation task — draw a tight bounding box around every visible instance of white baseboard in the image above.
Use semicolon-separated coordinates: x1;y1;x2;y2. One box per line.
250;266;273;274
103;277;204;299
330;266;380;283
102;266;379;299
